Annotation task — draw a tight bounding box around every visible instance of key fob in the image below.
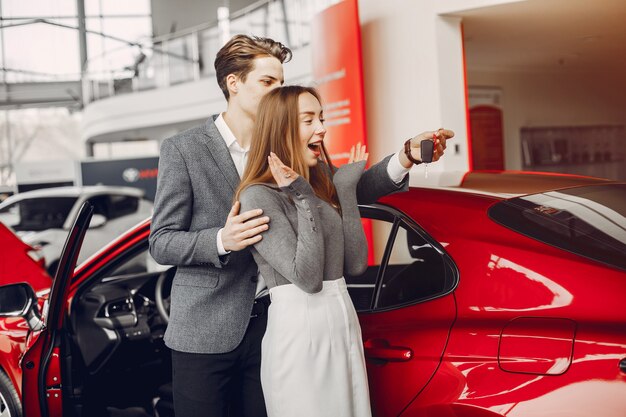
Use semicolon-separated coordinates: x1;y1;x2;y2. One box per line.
420;140;434;163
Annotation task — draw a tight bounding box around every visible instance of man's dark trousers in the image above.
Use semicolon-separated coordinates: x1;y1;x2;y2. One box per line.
171;300;268;417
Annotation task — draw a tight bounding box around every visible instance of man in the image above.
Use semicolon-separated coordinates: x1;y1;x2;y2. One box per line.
149;34;453;417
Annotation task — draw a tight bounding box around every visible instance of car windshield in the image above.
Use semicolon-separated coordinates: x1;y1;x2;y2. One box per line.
0;197;77;231
489;183;626;271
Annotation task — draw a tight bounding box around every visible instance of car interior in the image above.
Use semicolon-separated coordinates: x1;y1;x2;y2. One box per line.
64;245;176;417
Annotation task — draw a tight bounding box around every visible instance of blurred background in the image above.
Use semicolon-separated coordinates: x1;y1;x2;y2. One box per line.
0;0;624;202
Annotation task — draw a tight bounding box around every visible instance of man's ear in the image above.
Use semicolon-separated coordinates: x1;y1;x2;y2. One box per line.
226;74;238;96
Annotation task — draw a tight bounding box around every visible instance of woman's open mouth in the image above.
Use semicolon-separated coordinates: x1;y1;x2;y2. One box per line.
308;142;321;157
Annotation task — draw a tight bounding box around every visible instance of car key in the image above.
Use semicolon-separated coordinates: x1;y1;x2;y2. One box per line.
420;139;434;163
420;138;435;178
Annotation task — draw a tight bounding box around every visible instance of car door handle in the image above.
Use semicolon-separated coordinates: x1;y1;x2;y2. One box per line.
364;339;413;362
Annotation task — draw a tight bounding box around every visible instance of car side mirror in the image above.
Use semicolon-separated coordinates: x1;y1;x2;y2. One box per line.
0;283;43;331
89;214;107;228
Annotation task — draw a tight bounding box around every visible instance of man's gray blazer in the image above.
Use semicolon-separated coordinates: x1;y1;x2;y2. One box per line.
149;116;408;354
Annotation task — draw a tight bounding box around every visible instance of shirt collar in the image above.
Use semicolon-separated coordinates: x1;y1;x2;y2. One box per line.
215;113;245;151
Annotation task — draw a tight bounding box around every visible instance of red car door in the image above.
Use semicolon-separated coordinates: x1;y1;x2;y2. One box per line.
21;202;93;417
355;210;457;417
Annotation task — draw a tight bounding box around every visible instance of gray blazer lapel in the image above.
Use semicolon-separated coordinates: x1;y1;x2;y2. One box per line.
203;116;240;192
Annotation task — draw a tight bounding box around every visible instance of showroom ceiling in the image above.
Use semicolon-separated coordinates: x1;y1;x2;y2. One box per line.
459;0;626;74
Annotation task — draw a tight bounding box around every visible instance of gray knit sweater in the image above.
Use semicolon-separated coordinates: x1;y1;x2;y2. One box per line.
239;161;368;293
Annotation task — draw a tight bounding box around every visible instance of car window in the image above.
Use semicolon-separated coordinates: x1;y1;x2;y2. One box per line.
489;183;626;271
106;246;168;278
0;197;77;231
89;195;111;219
346;216;394;312
86;195;139;220
375;221;455;310
109;195;139;219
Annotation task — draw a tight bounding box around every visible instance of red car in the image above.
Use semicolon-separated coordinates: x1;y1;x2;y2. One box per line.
0;172;624;417
0;223;47;280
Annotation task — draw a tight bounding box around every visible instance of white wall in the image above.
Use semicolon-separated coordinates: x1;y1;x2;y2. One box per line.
468;69;626;169
358;1;465;177
434;0;525;14
356;0;521;178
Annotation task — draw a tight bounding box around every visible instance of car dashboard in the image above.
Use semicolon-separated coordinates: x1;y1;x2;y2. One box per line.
70;269;173;375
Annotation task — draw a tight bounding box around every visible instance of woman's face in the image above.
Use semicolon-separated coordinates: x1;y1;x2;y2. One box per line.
298;92;326;167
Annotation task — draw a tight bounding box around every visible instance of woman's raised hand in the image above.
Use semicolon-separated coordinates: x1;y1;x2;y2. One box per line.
268;152;299;187
348;142;368;164
334;143;367;190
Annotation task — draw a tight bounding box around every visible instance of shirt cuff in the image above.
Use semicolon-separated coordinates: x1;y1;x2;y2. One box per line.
387;151;411;184
216;228;230;256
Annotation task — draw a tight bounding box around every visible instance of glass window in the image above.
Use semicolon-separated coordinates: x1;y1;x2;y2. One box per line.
0;197;76;231
376;222;454;310
346;219;389;312
489;184;626;271
85;17;152;71
345;209;395;312
109;195;139;218
88;195;111;218
106;247;151;277
85;0;151;16
2;0;76;17
95;245;170;284
3;20;81;80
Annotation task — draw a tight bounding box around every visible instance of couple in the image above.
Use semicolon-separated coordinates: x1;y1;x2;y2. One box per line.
149;34;453;417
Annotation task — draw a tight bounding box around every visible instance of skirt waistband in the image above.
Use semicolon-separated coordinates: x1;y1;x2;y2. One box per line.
269;278;346;301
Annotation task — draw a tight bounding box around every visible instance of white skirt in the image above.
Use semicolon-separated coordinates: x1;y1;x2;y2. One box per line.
261;278;372;417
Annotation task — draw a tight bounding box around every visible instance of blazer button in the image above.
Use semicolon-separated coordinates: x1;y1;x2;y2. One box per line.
250;276;259;283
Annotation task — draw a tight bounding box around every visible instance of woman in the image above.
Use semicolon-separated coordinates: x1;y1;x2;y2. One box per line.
235;85;371;417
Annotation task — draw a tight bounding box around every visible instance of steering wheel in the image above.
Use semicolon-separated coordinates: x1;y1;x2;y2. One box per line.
155;269;174;323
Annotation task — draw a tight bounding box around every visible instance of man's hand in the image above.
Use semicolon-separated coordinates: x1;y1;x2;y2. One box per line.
399;128;455;168
221;201;270;252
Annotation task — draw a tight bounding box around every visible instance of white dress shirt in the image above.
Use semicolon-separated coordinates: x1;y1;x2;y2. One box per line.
214;113;271;297
213;112;410;296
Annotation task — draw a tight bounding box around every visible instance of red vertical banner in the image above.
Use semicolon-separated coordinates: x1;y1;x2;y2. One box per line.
311;0;374;265
312;0;367;162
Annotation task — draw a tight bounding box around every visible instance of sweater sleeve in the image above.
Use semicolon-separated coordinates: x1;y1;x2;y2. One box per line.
333;161;368;276
356;154;409;204
239;178;325;293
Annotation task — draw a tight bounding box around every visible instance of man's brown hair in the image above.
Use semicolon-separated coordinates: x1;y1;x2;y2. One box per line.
214;34;292;100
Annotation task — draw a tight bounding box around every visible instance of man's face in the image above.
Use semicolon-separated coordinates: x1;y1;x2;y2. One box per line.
231;56;284;119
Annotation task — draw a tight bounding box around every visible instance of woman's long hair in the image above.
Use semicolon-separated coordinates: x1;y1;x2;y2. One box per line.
234;86;339;208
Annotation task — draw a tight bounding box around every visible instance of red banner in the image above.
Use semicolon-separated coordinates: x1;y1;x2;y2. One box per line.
312;0;374;265
312;0;367;163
